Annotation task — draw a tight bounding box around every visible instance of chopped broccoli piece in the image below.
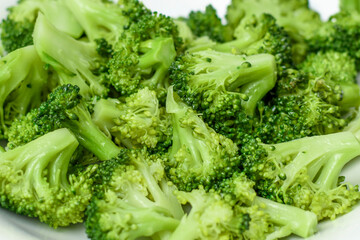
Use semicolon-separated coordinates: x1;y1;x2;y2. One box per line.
33;13;108;98
7;84;121;160
241;132;360;220
171;50;276;146
165;87;242;191
92;88;172;149
0;128;95;227
183;4;230;43
85;148;184;240
0;45;48;135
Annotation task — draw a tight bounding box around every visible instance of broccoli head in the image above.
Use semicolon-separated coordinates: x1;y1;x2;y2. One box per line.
171;50;276;146
165;87;242;191
7;84;120;160
0;128;95;227
85;148;184;240
241;131;360;220
92;88;172;150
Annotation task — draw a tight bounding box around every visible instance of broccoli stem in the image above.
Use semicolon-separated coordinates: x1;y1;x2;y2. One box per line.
254;197;318;238
339;82;360;109
63;103;121;161
267;132;360;191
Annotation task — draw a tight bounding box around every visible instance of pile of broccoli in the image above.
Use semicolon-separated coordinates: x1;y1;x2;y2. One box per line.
1;0;360;239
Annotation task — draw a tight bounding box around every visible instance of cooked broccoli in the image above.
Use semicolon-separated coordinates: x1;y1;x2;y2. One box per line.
165;87;242;191
92;87;172;149
7;84;120;160
171;50;276;145
215;13;294;74
85;148;184;240
307;11;360;69
33;13;108;98
1;0;83;53
0;45;48;135
182;4;230;43
226;0;322;43
107;37;176;97
241;131;360;220
0;128;95;227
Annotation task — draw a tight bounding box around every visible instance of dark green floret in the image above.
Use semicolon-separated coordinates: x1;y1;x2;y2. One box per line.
7;84;120;160
171;50;276;146
165;87;242;191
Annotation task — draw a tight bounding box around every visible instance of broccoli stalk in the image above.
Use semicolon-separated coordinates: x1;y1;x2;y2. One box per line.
0;128;95;227
85;149;184;240
63;0;130;44
92;88;171;149
33;13;107;98
7;84;121;160
254;197;317;239
0;45;48;132
1;0;83;53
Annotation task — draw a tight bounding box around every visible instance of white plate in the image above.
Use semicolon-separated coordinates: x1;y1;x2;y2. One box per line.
1;0;360;239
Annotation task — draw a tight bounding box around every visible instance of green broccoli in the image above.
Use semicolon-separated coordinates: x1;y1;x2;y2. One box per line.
307;11;360;69
0;45;49;135
214;13;294;74
170;50;276;146
1;0;83;53
241;131;360;220
0;128;95;227
165;87;242;191
226;0;322;43
183;4;231;43
107;37;176;97
92;87;172;149
7;84;121;160
85;148;184;240
33;13;108;98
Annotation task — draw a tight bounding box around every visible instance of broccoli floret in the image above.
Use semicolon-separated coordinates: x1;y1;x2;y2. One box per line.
7;84;120;160
257;66;359;144
241;132;360;220
1;18;34;53
85;148;184;240
33;13;108;98
92;88;172;149
183;5;230;43
226;0;322;43
107;37;176;97
171;50;276;145
213;172;318;239
0;45;49;135
1;0;83;53
307;11;360;69
165;87;242;191
299;51;360;109
215;13;293;74
0;128;95;227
